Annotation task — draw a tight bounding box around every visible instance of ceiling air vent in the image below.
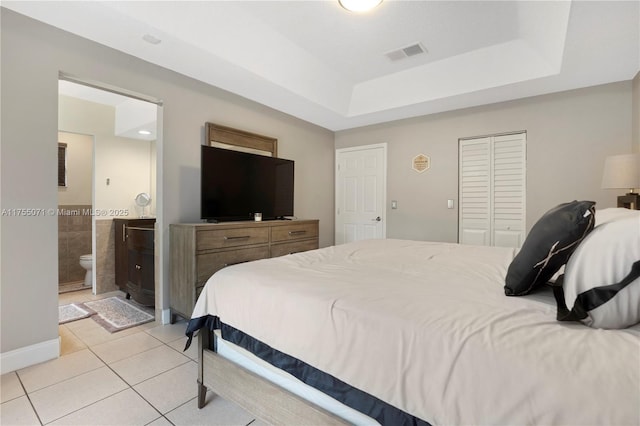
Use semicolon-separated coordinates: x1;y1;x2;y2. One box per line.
385;42;427;62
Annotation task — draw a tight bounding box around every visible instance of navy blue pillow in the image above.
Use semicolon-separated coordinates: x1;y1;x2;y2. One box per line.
504;200;596;296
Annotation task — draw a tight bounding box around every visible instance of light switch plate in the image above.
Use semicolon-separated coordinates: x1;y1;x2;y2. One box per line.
447;199;454;209
391;200;397;209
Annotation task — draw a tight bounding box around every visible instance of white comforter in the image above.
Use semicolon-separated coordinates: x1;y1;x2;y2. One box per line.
192;239;640;425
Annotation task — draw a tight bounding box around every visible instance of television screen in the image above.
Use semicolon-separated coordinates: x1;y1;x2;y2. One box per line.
201;145;294;222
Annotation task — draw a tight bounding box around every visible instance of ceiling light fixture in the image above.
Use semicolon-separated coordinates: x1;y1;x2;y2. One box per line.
339;0;382;13
138;130;152;135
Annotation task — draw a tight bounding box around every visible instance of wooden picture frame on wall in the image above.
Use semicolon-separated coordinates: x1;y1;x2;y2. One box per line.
206;122;278;157
58;142;67;187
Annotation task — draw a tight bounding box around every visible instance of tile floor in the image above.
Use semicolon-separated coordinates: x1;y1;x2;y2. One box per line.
1;290;266;426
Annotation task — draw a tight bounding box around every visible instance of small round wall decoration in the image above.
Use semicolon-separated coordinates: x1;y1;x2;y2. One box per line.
412;154;431;173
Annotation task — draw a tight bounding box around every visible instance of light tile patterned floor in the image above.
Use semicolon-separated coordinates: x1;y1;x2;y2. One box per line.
0;290;263;426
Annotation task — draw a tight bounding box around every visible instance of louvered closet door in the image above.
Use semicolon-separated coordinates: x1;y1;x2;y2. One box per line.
492;134;526;247
459;138;491;246
459;133;526;248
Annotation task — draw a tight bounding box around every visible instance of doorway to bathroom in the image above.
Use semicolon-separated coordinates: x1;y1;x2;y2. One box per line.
57;131;95;293
57;79;159;297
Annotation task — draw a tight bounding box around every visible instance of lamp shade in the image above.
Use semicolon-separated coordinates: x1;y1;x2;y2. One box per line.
601;153;640;192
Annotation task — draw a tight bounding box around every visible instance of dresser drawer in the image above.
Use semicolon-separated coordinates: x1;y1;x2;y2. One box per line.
271;222;319;243
196;246;270;284
270;239;319;258
196;227;269;251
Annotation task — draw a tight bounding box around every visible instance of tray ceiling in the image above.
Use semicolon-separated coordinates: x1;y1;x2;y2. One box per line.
4;1;639;131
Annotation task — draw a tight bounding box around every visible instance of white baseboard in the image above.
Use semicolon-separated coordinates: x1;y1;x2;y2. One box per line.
161;308;172;325
1;337;60;374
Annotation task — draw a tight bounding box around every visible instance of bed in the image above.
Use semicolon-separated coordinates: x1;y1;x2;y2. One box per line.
186;226;640;424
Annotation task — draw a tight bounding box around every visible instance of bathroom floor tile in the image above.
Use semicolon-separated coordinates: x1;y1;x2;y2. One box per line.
0;395;40;425
17;348;104;393
165;391;256;426
69;319;144;347
91;331;163;364
63;317;102;332
59;324;87;356
134;361;198;414
29;366;128;424
1;372;25;403
109;345;191;386
48;388;161;426
58;289;89;305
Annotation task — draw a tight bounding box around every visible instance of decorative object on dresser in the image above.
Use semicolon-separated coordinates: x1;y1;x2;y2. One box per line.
114;218;156;306
169;219;319;323
601;153;640;209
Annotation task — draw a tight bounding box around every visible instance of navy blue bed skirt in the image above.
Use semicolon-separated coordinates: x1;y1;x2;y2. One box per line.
186;315;430;426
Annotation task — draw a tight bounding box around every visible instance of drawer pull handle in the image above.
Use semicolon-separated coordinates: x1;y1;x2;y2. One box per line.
135;264;141;270
224;236;251;241
288;230;307;236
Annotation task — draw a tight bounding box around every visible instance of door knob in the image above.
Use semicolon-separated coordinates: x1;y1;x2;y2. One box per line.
372;216;381;222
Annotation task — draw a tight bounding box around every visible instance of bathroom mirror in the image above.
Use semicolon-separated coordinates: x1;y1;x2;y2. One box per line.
135;192;151;218
58;142;67;187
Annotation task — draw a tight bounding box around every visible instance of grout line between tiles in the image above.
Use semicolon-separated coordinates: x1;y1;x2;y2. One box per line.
85;338;193;418
54;290;192;425
14;370;44;425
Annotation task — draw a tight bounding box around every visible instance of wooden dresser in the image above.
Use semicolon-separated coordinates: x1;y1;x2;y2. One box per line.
169;219;319;322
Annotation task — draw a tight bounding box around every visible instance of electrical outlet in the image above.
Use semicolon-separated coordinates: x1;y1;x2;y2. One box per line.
391;200;397;209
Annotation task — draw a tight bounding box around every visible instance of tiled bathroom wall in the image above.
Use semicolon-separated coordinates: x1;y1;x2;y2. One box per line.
58;205;92;285
96;219;118;294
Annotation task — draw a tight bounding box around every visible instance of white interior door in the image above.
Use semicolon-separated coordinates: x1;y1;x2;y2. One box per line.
335;144;386;245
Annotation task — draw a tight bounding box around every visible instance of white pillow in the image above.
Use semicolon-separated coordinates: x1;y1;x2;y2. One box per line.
563;214;640;329
595;207;640;227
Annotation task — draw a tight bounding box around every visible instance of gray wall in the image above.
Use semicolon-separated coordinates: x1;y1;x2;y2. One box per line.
336;82;633;243
633;71;640;152
1;6;636;366
0;9;334;356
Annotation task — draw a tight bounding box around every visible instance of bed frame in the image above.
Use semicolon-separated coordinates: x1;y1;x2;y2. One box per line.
197;122;349;423
197;329;350;425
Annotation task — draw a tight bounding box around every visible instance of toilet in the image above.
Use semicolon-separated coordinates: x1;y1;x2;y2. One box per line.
79;254;93;288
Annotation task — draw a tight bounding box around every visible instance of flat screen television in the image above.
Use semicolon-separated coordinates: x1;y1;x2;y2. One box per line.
201;145;294;222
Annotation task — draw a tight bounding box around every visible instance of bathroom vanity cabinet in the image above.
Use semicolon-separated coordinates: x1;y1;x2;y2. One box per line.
114;218;156;306
126;226;155;306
